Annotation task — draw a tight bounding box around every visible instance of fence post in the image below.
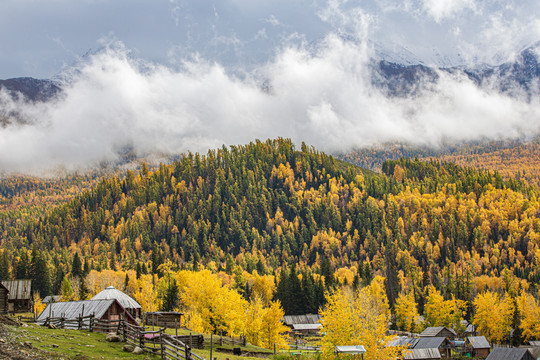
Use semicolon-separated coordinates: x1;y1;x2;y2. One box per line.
274;343;276;355
243;335;246;347
210;333;213;360
185;344;191;360
160;329;164;359
220;331;223;346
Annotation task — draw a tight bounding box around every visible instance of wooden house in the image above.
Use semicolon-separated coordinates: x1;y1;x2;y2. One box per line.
91;286;142;319
283;314;321;335
419;327;457;340
0;282;8;314
485;348;535;360
466;336;490;358
414;337;453;358
36;299;138;327
1;280;31;313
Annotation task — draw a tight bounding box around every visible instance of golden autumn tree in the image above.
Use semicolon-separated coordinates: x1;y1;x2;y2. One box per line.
516;292;540;341
177;269;247;336
320;281;400;360
395;292;423;333
246;295;289;350
424;285;466;329
251;272;276;306
133;274;159;313
32;291;46;316
473;291;514;343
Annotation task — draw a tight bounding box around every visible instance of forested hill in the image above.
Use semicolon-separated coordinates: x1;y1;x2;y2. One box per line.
1;138;540;317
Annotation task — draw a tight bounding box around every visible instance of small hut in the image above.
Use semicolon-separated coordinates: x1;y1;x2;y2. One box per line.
1;280;31;313
36;299;137;327
91;286;141;319
0;282;9;314
467;336;490;358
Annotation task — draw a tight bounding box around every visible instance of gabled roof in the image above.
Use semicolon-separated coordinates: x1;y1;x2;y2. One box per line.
36;299;135;324
1;280;31;300
283;314;321;326
468;336;490;349
419;327;457;337
485;348;534;360
414;337;448;349
529;341;540;347
91;286;141;310
387;336;420;348
403;348;441;360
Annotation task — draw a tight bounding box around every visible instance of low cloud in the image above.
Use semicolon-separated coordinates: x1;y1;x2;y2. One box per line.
0;35;539;174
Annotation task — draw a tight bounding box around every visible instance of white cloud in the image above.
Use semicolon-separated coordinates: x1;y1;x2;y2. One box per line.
1;37;539;174
421;0;478;23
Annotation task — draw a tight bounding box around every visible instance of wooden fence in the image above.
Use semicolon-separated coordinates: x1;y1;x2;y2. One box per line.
40;315;205;360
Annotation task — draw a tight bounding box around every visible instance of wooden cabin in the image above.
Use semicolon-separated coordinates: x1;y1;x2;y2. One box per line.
1;280;31;313
414;337;453;358
36;299;138;327
91;286;142;319
467;336;491;358
0;282;8;314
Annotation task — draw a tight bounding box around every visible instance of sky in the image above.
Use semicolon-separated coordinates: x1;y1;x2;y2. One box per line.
0;0;540;173
1;0;540;78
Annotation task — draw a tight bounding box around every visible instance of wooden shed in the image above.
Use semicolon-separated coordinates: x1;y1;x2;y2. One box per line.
485;348;535;360
467;336;490;358
0;282;9;314
144;311;183;328
36;299;138;327
1;280;31;313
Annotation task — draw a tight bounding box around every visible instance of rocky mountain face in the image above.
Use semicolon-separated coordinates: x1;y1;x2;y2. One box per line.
1;45;538;103
0;77;61;102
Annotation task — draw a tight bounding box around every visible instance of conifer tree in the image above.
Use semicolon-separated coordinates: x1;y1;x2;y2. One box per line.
72;252;82;278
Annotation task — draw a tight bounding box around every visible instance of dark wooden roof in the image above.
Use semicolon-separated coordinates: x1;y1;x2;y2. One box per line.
1;280;31;300
282;314;321;326
485;348;535;360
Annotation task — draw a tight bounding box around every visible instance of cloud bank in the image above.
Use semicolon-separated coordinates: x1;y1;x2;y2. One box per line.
1;33;539;174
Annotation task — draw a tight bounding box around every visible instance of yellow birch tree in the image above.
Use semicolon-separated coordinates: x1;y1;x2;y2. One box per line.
473;291;514;343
